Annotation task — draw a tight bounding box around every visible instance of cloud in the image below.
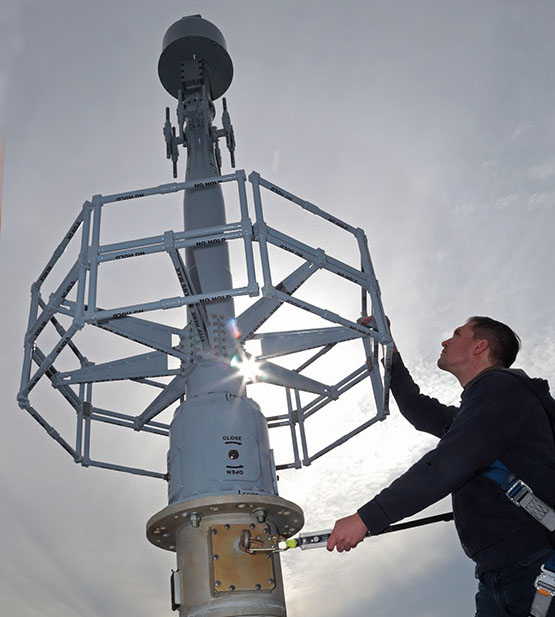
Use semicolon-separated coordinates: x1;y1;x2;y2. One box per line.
2;2;555;617
529;158;555;180
526;191;555;210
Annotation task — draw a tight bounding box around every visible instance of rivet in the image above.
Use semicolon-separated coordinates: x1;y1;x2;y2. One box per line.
268;578;274;585
213;554;219;560
229;584;236;591
215;580;221;587
255;583;262;590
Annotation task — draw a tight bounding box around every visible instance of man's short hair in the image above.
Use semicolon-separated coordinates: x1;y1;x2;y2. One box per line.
467;316;521;368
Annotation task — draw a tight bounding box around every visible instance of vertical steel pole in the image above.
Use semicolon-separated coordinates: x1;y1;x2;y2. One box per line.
147;16;303;617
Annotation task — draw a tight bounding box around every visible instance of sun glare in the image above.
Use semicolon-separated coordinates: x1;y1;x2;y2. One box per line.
230;354;261;383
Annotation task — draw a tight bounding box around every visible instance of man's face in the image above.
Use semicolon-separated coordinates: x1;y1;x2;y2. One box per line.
437;322;479;373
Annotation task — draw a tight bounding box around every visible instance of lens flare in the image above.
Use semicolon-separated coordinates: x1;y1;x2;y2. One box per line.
230;354;260;382
227;318;241;340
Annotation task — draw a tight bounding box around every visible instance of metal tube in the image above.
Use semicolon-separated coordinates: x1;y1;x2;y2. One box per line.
97;223;243;262
91;286;252;322
75;383;85;462
236;170;258;295
76;202;92;315
100;172;237;205
88;459;166;479
90;413;169;437
272;288;389;342
249;172;273;290
294;389;310;466
266;227;369;287
86;197;102;314
308;413;383;464
23;322;81;395
34;210;84;288
82;382;92;466
28;261;80;339
257;175;358;235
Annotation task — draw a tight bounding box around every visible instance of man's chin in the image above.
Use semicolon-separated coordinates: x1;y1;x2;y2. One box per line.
437;356;447;370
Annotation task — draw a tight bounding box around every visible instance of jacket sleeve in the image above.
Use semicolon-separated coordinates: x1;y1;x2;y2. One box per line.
391;353;458;438
358;371;536;534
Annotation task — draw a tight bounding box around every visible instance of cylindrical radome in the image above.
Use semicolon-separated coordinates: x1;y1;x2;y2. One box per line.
168;392;277;503
148;15;304;617
158;14;233;100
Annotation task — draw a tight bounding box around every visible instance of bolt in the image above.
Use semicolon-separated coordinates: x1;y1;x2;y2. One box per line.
253;508;267;523
255;583;262;590
190;513;201;528
213;554;219;560
229;584;236;591
215;580;221;587
268;578;274;585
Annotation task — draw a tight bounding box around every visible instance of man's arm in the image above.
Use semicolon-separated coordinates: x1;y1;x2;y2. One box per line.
360;317;458;436
328;371;536;551
391;353;458;437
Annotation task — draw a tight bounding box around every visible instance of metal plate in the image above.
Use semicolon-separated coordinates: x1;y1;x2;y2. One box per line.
147;493;304;551
210;523;275;593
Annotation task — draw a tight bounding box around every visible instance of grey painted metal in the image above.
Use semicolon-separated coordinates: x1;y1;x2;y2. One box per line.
17;161;393;474
255;174;359;235
18;13;394;617
253;326;361;360
235;261;317;343
158;15;233;100
168;393;275;502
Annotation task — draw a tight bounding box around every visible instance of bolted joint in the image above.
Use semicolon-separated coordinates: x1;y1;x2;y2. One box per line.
189;512;202;528
163;230;176;250
253;508;267;523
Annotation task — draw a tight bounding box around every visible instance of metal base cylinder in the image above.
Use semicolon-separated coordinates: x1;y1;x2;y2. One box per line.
147;494;304;617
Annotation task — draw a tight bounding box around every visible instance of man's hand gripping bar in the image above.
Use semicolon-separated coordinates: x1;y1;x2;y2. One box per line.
240;512;454;553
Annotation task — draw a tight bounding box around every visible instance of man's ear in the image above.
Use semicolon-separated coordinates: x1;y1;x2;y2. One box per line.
474;338;490;358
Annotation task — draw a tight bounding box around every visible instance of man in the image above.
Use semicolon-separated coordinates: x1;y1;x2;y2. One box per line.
327;316;555;616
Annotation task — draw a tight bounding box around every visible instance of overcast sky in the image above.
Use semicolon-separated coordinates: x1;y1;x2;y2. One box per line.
1;1;555;616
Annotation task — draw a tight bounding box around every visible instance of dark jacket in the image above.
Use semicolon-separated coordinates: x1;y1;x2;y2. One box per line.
357;353;555;574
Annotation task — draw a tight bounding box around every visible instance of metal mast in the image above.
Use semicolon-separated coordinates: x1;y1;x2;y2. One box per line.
18;13;393;617
149;16;303;617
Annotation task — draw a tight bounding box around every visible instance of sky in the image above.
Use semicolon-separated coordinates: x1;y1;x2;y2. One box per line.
1;1;555;616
